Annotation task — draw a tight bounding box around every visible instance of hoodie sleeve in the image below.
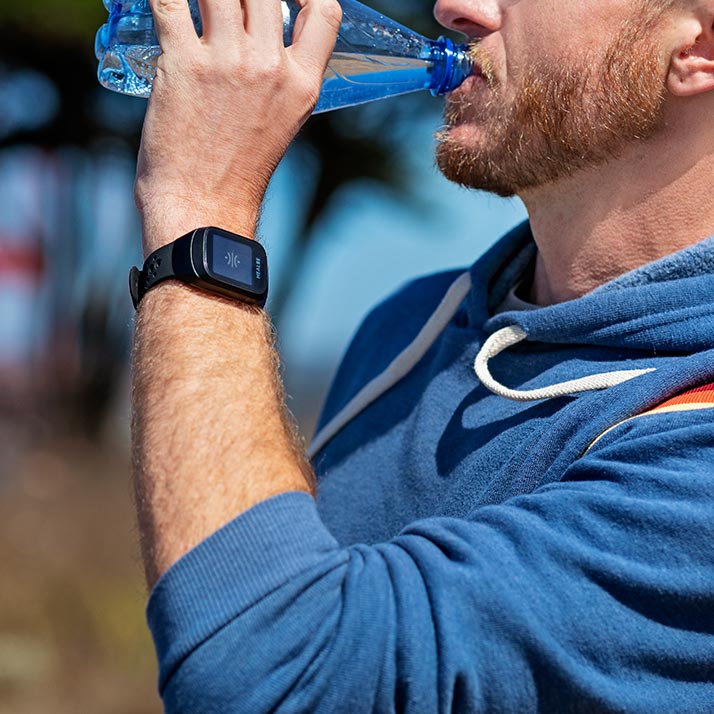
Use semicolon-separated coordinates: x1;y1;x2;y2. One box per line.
147;408;714;714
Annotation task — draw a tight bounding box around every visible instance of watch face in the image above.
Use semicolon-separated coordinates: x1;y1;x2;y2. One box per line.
207;231;255;287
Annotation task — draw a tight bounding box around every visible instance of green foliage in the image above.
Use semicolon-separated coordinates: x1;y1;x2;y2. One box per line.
0;0;105;42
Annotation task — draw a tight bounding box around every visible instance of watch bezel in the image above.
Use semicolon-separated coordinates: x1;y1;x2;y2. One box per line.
191;227;269;307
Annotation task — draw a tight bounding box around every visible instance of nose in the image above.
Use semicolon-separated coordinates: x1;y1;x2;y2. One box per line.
433;0;501;38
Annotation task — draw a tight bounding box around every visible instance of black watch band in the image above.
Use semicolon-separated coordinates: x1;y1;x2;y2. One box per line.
129;227;268;310
130;232;191;309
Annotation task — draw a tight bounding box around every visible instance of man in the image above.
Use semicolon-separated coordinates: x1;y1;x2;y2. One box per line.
131;0;714;710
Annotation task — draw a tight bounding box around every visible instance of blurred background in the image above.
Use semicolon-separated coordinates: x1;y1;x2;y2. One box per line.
0;0;526;711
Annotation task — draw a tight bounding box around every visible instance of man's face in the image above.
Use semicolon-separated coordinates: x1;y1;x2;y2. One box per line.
434;0;674;197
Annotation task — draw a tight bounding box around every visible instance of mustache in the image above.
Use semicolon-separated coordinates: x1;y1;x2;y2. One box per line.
467;41;497;88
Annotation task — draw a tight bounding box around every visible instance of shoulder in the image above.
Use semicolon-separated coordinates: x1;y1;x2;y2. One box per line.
315;268;468;432
584;381;714;459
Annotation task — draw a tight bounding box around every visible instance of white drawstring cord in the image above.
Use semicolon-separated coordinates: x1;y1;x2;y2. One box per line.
309;274;659;457
474;325;656;402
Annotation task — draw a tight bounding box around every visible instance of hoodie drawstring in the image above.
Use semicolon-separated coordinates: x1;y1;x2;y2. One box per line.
474;325;656;402
309;272;659;457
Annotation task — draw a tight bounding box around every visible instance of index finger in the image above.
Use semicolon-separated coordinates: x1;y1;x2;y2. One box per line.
149;0;200;54
290;0;342;74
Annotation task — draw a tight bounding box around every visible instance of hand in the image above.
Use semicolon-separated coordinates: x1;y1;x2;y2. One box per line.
134;0;342;255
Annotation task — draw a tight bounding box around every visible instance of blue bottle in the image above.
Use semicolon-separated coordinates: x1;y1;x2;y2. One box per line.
95;0;473;113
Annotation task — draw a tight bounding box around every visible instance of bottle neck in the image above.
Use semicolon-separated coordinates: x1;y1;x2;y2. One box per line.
427;36;473;95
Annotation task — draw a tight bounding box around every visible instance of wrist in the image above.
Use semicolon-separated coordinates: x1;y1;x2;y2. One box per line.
137;199;262;257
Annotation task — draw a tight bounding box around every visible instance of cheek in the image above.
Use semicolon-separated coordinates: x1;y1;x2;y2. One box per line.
502;0;636;74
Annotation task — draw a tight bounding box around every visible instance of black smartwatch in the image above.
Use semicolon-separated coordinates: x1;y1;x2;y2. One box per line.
129;227;268;309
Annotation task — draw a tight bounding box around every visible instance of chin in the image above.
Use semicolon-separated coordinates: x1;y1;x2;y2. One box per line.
447;122;483;141
437;122;489;156
435;133;519;199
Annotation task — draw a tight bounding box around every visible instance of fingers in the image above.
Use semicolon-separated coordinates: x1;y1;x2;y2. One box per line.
242;0;285;48
149;0;200;53
196;0;245;44
290;0;342;75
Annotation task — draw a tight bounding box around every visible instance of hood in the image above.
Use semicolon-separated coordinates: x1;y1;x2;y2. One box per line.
470;222;714;402
309;222;714;457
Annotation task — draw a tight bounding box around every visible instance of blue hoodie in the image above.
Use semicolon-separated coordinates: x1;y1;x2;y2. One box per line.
147;223;714;713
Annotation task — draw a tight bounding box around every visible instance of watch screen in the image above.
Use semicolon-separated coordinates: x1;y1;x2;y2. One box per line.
209;233;254;286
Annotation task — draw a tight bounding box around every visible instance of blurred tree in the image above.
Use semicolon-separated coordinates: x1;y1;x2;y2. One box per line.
0;0;448;435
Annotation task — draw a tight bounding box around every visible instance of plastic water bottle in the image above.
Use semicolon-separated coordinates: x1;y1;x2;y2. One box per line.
95;0;473;113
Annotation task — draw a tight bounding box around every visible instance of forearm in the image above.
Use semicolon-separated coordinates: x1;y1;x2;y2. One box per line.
131;281;312;588
129;0;340;589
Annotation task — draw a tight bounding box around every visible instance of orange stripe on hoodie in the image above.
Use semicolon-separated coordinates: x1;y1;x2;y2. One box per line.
585;382;714;455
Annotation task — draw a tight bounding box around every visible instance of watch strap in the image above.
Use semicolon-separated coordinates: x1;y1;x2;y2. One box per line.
129;231;193;309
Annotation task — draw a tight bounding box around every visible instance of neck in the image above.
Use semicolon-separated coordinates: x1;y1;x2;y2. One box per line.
520;111;714;306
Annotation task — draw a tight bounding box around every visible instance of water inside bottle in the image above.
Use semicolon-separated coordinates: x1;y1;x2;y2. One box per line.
97;40;436;108
316;53;437;112
96;0;471;111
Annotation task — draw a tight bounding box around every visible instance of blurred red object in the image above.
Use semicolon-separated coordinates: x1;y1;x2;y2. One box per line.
0;237;45;283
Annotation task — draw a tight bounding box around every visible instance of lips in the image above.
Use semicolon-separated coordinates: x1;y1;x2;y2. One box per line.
463;42;496;87
470;62;486;79
450;72;486;98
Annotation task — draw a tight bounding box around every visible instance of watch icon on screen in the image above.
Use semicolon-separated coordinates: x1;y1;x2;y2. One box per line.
225;251;241;269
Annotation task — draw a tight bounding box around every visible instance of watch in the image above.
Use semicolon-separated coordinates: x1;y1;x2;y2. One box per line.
129;226;268;309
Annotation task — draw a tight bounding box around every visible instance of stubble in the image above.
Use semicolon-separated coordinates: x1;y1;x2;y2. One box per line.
436;12;670;197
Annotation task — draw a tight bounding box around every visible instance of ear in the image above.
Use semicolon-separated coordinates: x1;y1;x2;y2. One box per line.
667;10;714;97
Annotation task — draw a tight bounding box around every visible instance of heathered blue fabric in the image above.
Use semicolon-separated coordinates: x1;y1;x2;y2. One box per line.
147;223;714;713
